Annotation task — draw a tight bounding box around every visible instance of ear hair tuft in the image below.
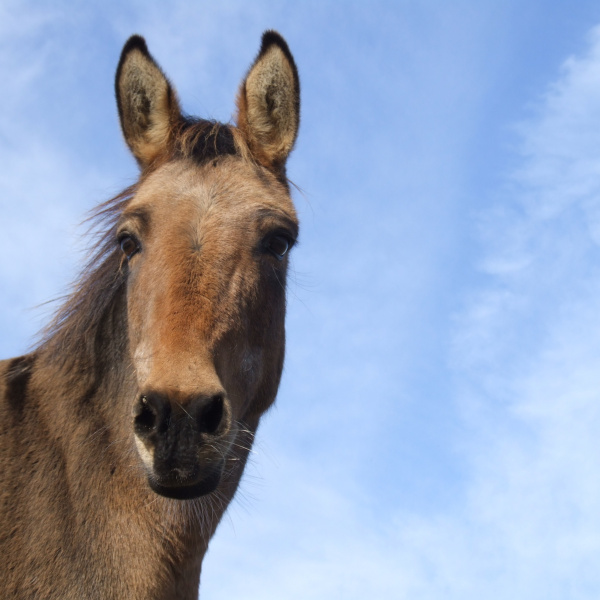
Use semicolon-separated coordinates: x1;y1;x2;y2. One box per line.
115;35;182;169
236;30;300;174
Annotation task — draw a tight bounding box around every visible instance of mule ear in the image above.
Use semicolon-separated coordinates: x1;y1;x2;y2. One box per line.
236;31;300;173
115;35;182;168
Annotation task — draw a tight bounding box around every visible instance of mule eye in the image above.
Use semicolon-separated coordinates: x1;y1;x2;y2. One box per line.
118;234;140;260
266;235;290;261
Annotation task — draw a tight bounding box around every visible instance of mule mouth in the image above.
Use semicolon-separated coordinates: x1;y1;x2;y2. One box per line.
148;465;222;500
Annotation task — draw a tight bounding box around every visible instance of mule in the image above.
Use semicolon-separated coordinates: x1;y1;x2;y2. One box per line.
0;30;300;599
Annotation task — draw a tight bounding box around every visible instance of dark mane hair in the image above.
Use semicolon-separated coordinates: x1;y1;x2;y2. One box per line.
177;118;238;162
39;187;134;368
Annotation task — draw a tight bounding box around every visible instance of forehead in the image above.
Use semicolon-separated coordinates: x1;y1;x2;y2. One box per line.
125;157;298;235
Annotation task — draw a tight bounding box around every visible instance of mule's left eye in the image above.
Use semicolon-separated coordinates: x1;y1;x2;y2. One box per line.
118;234;140;260
266;235;291;261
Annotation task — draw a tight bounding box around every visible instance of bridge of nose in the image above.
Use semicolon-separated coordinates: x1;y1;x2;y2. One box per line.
138;345;225;403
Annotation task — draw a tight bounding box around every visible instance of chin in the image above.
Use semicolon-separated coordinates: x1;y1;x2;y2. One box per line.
148;467;222;500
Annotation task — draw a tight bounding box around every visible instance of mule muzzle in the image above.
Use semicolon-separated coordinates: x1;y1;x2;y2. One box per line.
133;391;231;500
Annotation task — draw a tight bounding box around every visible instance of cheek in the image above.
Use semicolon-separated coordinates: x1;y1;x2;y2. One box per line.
217;344;259;391
241;347;264;390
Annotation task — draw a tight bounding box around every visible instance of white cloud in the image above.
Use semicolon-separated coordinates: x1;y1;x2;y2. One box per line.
444;23;600;599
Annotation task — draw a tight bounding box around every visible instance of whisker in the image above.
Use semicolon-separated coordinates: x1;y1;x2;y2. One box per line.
77;424;110;448
173;400;194;422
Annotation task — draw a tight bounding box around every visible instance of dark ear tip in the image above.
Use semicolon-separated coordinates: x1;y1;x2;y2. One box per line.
259;30;295;65
260;30;287;50
121;34;150;58
116;35;154;97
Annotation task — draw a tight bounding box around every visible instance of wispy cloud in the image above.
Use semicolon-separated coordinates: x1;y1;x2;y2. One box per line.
445;23;600;598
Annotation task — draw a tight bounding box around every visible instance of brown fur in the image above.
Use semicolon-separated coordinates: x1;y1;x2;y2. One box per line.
0;30;300;599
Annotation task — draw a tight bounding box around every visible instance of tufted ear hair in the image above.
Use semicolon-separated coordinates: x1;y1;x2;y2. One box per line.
115;35;182;169
236;31;300;175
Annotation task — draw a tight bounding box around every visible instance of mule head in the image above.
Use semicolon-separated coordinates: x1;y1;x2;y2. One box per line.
115;32;299;500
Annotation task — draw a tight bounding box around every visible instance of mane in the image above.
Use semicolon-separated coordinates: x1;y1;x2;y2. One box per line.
39;186;134;369
39;119;240;370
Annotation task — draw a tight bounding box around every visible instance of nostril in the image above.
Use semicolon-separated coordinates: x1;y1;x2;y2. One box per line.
134;394;168;436
197;395;224;435
135;396;156;432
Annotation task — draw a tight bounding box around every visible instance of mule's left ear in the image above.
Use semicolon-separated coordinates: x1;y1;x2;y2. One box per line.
115;35;182;169
236;31;300;174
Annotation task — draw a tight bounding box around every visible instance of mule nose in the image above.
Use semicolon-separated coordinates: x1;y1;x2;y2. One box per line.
133;391;229;439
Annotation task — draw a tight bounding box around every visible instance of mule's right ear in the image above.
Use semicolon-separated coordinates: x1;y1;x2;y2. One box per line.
115;36;182;169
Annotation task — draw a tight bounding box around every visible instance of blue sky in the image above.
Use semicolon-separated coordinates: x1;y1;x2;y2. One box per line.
3;1;600;598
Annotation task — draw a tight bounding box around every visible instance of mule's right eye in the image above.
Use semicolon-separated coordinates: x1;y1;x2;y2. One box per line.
118;234;140;260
